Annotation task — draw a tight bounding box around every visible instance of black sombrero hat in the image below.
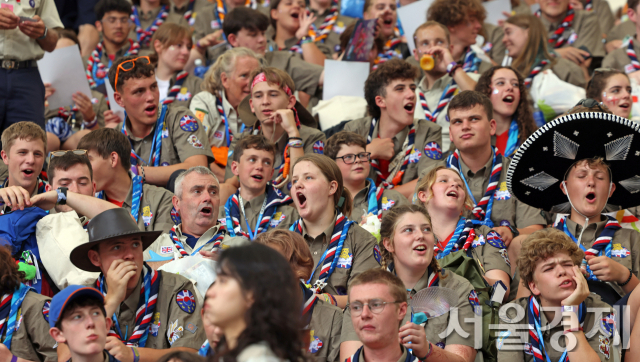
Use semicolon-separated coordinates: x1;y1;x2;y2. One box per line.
507;111;640;211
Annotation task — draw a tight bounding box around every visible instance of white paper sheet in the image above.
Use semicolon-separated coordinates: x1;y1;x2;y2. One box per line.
323;60;370;100
483;0;512;26
105;81;125;122
37;45;92;110
397;0;435;53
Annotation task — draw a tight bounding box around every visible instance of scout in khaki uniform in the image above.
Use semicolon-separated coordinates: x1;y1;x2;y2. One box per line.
68;208;205;361
221;135;299;240
78;128;175;233
223;67;325;194
308;0;354;55
581;0;615;35
129;0;189;55
289;154;380;309
324;131;409;224
145;166;245;264
108;56;214;187
604;20;635;53
151;23;202;109
168;0;210;27
506;110;640;304
255;229;343;362
602;0;640;75
496;229;618;362
482;22;507;68
412;22;480;152
0;239;56;362
344;59;443;200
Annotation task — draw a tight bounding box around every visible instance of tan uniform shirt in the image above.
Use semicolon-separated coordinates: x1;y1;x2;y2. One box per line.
44;90;108;131
165;72;202;109
117;106;214;167
217;190;300;234
263;51;324;96
588;0;615;35
0;159;8;181
0;0;63;61
145;223;244;260
91;270;206;350
8;291;56;362
129;6;189;55
416;73;480;151
170;0;210;27
310;11;354;55
344;116;443;186
512;1;531;15
351;179;409;223
605;20;634;44
497;294;618;362
603;38;640;73
545;57;587;88
483;22;507;66
308;299;343;362
341;269;477;349
299;213;380;296
540;9;605;58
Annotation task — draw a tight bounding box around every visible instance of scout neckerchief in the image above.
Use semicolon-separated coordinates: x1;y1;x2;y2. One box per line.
0;178;47;215
0;283;30;350
301;281;319;327
625;38;640;73
290;213;353;294
198;340;212;356
310;0;338;43
366;118;416;189
346;346;421;362
365;178;385;220
96;172;144;224
434;217;477;259
169;224;227;257
387;264;440;289
162;71;188;105
554;215;621;281
86;40;140;89
418;80;457;123
462;47;481;73
535;5;574;49
502;119;519;158
523;59;549;88
131;5;169;47
527;295;586;362
121;104;169;168
215;0;256;24
373;37;403;69
584;0;593;11
96;263;161;347
225;184;293;240
446;148;502;227
181;0;196;25
216;93;245;148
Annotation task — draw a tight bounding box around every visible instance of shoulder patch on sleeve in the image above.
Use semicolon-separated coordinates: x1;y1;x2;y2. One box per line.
42;301;50;323
468;290;481;316
176;289;196;314
313;140;324;154
180;115;199;132
424;142;442;160
486;231;506;249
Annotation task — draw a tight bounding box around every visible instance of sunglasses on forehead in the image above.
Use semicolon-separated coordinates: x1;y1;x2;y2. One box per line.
47;150;88;164
114;56;151;92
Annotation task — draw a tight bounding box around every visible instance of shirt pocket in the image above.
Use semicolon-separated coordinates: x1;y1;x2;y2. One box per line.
327;268;350;295
21;0;41;17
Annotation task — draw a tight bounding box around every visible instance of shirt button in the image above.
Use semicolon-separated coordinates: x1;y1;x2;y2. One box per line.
314;251;318;255
144;140;147;143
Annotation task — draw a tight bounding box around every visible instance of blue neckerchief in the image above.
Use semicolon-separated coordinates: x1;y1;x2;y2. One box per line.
365;178;383;217
1;283;31;350
503;119;519;158
436;217;467;259
198;340;212;356
130;174;144;224
121;104;168;167
225;184;292;240
216;95;245;148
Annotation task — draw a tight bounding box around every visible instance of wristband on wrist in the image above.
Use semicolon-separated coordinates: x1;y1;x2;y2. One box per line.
300;35;313;45
288;139;303;148
563;327;583;335
56;187;68;206
620;268;633;286
447;63;461;77
289;137;303;141
416;341;433;361
11;355;17;362
131;347;140;362
37;26;48;40
82;116;98;129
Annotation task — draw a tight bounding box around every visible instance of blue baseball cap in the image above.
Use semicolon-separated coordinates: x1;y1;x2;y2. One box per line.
49;285;104;328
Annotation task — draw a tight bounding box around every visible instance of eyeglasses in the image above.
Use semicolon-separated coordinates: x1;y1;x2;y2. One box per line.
346;299;402;316
47;149;87;164
114;56;151;92
335;152;371;165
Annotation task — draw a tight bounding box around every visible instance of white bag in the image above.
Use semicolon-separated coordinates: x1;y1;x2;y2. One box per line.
629;78;640;123
528;69;586;121
312;95;368;131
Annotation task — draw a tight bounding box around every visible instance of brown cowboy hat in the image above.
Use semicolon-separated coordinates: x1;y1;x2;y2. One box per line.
237;94;318;129
70;208;162;272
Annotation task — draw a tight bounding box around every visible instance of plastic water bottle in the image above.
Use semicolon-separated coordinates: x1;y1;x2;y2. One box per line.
194;59;209;79
533;110;546;127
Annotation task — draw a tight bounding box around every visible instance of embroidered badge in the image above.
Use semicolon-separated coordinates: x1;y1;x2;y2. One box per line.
381;197;395;210
91;98;98;104
29;0;35;7
500;249;511;267
142;206;153;227
373;244;381;265
524;343;533;355
161;128;169;139
211;20;220;29
213;131;224;140
176;290;196;314
337;248;353;269
409;147;422;163
151;312;161;337
171;207;181;225
161;246;174;255
436;342;445;349
42;301;50;323
472;235;485;248
161;162;170;167
313;140;324;154
468;290;482;316
189;14;197;26
270;212;286;228
187;135;204;149
334;21;346;34
167;319;184;346
600;313;616;338
568;31;578;45
486;231;506;249
180;115;199;132
308;330;323;353
497;330;510;350
599;335;610;359
494;182;511;200
194;108;208;122
626;64;636;74
186;322;198;334
424;142;442;160
499;220;511;227
176;88;192;102
612;244;631;258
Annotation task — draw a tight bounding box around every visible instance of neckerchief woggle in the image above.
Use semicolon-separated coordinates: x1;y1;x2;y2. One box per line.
131;5;169;47
346;346;421;362
0;178;47;215
502;119;519;158
527;295;586;362
290;214;353;294
365;178;385;219
216;95;245;148
434;217;478;259
0;283;31;350
446;148;502;227
198;340;213;356
96;263;161;347
169;224;226;257
554;215;621;281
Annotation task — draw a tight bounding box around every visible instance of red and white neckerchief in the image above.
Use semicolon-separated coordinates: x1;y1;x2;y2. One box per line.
169;224;226;257
373;37;403;70
182;0;196;25
625;38;640;73
523;59;549;88
216;0;257;24
418;80;458;122
86;40;140;89
131;5;169;47
536;5;574;48
311;0;338;43
162;70;189;105
584;0;593;11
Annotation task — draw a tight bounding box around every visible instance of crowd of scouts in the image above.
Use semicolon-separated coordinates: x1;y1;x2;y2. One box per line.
4;0;640;361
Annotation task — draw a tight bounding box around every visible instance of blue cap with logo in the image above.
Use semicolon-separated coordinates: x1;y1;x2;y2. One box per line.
49;285;104;328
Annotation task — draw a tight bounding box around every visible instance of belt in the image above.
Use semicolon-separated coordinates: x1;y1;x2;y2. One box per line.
0;60;37;69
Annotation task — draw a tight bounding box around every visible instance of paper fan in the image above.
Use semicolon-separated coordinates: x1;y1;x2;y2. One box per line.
410;287;459;318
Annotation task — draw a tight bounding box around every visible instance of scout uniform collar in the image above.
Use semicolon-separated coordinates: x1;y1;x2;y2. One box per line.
170;222;227;256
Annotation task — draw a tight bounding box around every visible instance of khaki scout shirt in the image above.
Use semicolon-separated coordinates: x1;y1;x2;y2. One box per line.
117;106;214;167
351;346;416;362
263;51;324;96
129;6;189;55
351;179;409;223
92;270;206;350
512;1;531;15
0;160;8;181
224;124;326;188
8;291;56;362
540;9;605;58
602;43;636;73
164;72;202;109
566;216;640;297
170;0;210;27
189;90;241;162
310;11;354;55
217;190;300;233
344;116;443;186
415;73;480;151
0;0;63;61
588;0;615;35
605;20;634;44
145;223;244;260
545;57;587;89
341;269;477;349
483;22;507;66
44;90;108;131
497;294;619;362
299;213;379;296
308;299;343;362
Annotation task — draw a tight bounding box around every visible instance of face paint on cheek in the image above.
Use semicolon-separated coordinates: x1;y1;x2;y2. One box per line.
493;88;500;95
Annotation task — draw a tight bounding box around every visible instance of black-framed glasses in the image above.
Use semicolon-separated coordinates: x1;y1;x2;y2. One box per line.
346;299;402;316
335;152;371;165
47;149;87;164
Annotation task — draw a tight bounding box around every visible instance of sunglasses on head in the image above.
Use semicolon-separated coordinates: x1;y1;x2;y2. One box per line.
114;56;151;92
47;150;87;164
